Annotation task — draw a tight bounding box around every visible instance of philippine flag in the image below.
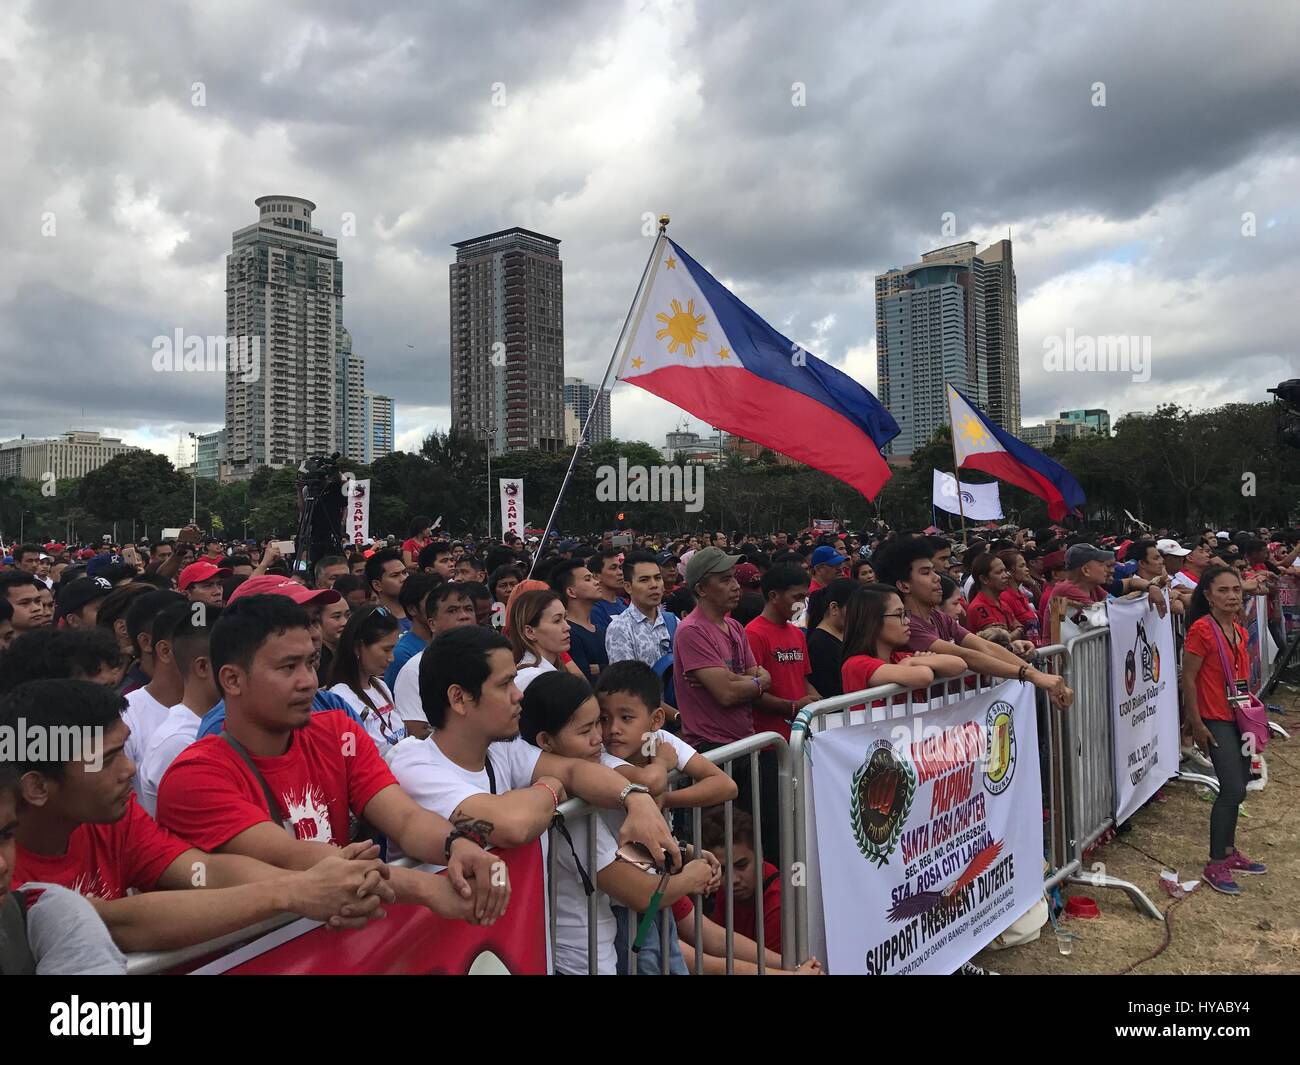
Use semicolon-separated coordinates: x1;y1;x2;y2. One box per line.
617;238;899;499
947;384;1086;521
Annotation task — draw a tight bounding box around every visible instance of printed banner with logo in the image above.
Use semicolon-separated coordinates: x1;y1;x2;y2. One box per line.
1244;594;1270;694
1107;594;1179;824
347;478;371;545
806;682;1042;974
184;842;547;975
499;478;524;540
931;469;1004;521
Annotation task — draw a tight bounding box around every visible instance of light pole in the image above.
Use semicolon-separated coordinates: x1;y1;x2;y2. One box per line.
483;427;496;538
187;432;198;525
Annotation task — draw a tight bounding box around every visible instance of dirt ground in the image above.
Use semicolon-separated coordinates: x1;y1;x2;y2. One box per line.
971;690;1300;976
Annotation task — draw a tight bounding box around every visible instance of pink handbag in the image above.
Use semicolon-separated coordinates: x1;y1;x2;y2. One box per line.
1208;620;1270;752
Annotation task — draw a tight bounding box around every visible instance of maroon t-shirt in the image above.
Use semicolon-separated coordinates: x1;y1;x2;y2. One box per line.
905;608;970;653
672;610;758;746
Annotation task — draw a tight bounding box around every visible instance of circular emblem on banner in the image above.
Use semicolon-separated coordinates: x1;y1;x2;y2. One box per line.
850;739;915;867
983;701;1018;796
1124;648;1136;696
504;482;519;497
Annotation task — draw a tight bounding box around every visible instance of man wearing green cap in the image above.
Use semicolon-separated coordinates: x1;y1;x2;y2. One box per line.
671;547;782;853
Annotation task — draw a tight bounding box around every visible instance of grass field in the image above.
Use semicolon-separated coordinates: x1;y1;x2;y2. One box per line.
970;691;1299;975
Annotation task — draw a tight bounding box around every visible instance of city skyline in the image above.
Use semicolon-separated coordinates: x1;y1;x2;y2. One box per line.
0;2;1295;466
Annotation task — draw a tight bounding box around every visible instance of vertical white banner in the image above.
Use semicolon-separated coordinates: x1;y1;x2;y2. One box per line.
807;682;1042;974
348;478;371;546
499;478;523;540
1107;594;1179;824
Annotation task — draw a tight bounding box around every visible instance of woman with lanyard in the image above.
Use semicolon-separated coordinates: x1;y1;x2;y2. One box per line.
1181;565;1268;895
508;588;585;693
327;603;406;752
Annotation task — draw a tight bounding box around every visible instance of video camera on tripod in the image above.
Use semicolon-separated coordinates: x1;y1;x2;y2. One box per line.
294;453;347;575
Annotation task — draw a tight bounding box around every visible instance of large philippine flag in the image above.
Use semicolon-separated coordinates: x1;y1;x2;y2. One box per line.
947;384;1086;521
617;238;899;499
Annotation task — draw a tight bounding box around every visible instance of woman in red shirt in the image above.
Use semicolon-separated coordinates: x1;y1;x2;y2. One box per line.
965;553;1023;641
996;550;1041;644
839;585;965;712
1181;565;1267;895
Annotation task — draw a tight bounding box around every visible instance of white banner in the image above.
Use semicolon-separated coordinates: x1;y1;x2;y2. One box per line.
499;478;524;540
1107;594;1179;824
807;682;1042;974
932;470;1004;520
347;478;371;546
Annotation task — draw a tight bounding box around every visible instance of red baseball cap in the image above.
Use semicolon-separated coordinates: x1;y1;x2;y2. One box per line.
178;560;230;590
77;548;97;560
226;574;341;606
733;562;761;588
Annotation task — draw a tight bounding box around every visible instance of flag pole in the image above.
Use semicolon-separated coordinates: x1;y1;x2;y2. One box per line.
945;384;968;545
526;218;670;577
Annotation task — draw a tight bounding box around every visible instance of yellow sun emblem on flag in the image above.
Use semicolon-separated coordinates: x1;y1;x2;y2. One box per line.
655;298;708;358
959;414;990;448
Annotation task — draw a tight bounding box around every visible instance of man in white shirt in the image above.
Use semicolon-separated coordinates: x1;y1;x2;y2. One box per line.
139;608;221;816
122;600;190;801
392;586;479;739
387;625;681;870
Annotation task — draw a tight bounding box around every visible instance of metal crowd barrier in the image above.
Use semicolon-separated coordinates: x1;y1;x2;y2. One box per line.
546;731;795;975
789;645;1072;962
127;732;795;976
1060;629;1161;918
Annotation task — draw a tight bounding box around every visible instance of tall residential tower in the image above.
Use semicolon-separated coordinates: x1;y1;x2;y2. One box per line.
225;196;345;478
449;228;565;455
874;238;1021;455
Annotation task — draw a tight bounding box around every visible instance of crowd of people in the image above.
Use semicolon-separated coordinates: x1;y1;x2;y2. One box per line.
1;514;1296;974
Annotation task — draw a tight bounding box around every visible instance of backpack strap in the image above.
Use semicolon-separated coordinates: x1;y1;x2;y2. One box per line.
0;889;36;976
223;732;288;828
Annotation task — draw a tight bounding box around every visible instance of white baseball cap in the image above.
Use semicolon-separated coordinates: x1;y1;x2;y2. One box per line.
1156;538;1190;557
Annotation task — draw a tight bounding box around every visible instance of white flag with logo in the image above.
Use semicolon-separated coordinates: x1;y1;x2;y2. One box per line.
932;469;1004;520
347;479;371;545
499;479;524;539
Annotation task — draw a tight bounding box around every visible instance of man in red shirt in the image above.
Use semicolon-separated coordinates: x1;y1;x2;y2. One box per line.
401;516;435;571
4;678;396;953
808;546;846;593
745;563;821;741
156;594;508;926
1041;543;1111;633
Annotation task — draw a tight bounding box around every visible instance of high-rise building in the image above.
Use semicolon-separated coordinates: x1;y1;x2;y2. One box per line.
225;196;342;478
563;377;611;444
449;228;564;455
364;392;395;464
196;429;225;480
0;430;138;481
335;328;366;460
874;239;1021;455
1060;408;1111;437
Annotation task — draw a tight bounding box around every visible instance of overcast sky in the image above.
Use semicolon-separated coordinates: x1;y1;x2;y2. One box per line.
1;0;1297;463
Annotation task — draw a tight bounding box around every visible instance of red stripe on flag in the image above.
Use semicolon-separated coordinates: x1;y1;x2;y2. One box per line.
630;365;892;498
962;452;1068;521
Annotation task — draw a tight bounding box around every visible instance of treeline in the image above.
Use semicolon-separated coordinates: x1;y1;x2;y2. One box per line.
2;401;1294;544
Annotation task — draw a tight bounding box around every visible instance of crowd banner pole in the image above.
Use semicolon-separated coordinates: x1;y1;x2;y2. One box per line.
526;223;669;577
944;387;968;544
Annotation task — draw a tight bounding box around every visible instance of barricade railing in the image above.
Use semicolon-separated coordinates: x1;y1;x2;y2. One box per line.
1061;627;1161;918
127;732;794;976
788;645;1071;963
546;731;794;974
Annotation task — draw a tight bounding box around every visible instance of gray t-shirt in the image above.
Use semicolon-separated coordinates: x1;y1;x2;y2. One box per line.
21;883;127;975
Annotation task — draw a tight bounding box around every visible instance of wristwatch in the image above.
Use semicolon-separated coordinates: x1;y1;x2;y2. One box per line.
618;783;651;809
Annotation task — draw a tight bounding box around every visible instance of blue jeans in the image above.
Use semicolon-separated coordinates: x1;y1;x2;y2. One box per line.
613;905;688;975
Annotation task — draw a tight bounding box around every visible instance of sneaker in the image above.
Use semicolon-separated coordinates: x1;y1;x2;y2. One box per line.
1181;746;1214;770
957;961;999;975
1203;860;1242;895
1224;849;1267;875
